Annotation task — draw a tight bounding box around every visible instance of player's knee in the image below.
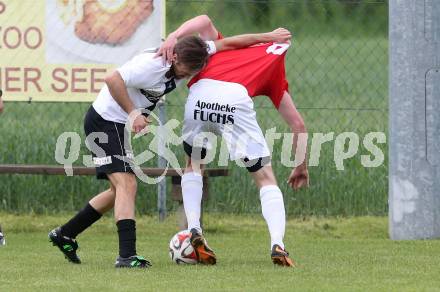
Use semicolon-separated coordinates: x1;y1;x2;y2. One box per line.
185;162;196;174
185;158;193;170
113;174;137;196
124;177;137;194
252;165;278;188
185;158;205;176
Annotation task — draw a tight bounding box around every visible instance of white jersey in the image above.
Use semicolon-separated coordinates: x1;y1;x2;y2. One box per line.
92;41;217;124
183;79;270;161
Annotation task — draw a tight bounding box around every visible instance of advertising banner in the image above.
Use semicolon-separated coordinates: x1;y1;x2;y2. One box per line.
0;0;164;102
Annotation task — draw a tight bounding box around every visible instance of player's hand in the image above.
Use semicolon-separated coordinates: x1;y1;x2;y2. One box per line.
155;33;178;65
267;28;292;43
132;115;152;133
287;164;309;190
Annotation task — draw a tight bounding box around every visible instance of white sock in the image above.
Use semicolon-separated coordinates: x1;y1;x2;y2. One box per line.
181;172;203;232
260;185;286;250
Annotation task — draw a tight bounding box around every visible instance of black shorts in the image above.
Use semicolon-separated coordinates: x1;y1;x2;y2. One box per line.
84;106;134;180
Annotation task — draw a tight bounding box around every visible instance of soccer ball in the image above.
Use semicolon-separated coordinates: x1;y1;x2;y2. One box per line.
169;230;197;264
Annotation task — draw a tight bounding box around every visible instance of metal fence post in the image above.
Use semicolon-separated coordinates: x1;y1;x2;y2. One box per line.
389;0;440;239
157;98;167;221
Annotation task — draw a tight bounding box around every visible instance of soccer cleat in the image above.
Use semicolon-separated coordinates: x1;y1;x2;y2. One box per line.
271;244;295;267
189;228;216;265
115;255;152;268
48;227;81;264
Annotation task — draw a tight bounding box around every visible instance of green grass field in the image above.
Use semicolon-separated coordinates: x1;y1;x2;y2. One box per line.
1;214;439;291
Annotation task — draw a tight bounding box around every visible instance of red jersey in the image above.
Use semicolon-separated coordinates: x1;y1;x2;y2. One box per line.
188;42;290;108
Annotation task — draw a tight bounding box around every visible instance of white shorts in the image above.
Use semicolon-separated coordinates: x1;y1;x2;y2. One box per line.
182;79;270;161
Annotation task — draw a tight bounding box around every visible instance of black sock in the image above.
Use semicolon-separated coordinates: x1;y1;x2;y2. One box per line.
61;203;102;238
117;219;136;258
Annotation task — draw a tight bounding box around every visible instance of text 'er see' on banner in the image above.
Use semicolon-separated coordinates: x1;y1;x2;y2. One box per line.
0;0;164;102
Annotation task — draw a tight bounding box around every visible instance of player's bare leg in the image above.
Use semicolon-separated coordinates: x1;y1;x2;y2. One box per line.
89;183;116;214
182;156;217;265
250;165;295;267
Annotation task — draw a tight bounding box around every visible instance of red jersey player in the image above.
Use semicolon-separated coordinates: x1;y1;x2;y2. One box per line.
177;42;309;267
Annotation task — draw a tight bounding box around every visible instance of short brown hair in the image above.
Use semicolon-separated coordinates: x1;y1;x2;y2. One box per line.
174;35;209;72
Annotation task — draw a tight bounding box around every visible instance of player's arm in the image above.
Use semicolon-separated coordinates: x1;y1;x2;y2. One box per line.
157;15;219;63
214;28;291;52
171;14;219;41
277;91;309;190
157;15;291;60
104;71;148;133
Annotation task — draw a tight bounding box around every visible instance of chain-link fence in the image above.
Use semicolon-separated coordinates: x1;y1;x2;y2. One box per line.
0;0;388;216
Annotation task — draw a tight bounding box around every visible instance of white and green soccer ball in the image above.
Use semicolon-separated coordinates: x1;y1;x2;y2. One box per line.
169;230;197;265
